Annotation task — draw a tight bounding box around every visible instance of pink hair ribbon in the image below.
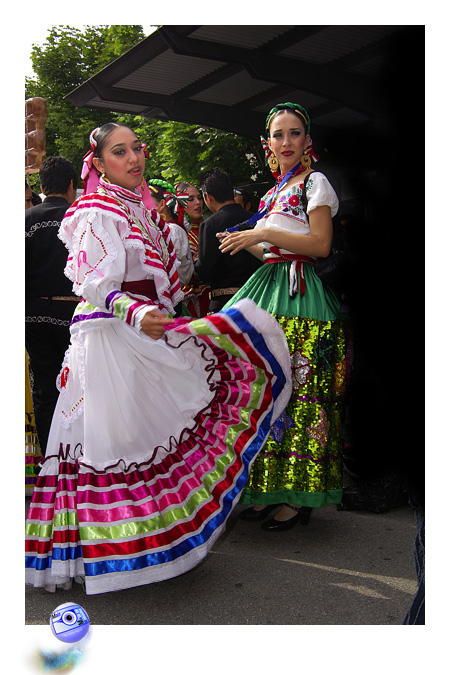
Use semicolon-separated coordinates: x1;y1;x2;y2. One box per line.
136;143;156;210
137;181;157;210
80;127;101;195
80;132;156;209
81;150;101;196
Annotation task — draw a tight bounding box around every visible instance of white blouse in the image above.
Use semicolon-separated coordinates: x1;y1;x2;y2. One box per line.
256;172;339;258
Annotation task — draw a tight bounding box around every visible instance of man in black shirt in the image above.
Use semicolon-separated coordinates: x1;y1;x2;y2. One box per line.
195;168;261;313
25;156;78;453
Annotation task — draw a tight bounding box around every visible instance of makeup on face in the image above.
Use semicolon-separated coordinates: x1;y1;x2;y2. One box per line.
268;111;310;172
95;127;145;191
185;185;203;223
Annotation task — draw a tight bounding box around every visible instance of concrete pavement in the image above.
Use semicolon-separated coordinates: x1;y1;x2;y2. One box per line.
25;497;418;626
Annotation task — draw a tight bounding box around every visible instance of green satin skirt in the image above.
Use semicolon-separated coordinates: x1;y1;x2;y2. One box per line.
224;261;349;507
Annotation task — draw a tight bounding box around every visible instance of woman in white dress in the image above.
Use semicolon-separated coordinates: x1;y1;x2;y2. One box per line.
25;123;291;595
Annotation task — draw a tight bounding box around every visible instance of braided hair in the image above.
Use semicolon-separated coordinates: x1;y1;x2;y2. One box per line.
265;102;310;135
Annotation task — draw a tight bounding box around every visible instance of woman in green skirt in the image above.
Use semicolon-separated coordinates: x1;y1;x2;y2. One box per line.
218;102;348;531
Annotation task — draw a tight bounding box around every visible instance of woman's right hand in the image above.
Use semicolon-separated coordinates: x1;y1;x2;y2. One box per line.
217;228;266;255
140;309;174;340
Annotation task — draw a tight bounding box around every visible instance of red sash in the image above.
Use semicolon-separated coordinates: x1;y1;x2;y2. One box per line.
264;247;315;296
121;279;157;301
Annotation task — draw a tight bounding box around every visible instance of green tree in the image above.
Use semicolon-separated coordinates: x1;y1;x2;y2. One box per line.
26;25;269;200
117;115;266;189
25;25;145;184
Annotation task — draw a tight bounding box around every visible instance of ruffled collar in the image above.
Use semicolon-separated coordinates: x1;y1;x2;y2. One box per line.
99;177;143;205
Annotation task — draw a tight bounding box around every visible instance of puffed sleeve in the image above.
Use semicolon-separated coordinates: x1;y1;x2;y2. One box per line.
59;204;157;331
167;223;194;285
305;172;339;218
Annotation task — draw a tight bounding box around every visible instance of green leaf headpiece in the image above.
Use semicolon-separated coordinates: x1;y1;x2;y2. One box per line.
265;102;310;135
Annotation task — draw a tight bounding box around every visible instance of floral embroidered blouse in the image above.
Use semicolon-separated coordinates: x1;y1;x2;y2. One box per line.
255;171;339;259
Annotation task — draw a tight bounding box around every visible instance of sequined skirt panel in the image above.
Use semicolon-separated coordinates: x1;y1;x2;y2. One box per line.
224;262;348;507
25;351;41;496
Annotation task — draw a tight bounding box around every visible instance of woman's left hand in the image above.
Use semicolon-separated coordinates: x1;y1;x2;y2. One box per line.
217;229;264;255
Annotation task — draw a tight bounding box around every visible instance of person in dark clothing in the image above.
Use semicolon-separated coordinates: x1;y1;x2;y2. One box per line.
234;187;254;213
25;180;42;209
195;168;262;313
31;190;42;206
25;181;33;210
25;156;78;453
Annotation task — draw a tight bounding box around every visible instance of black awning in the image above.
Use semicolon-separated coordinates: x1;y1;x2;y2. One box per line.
66;25;417;141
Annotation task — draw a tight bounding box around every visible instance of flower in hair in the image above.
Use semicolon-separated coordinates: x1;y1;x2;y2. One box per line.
89;127;99;151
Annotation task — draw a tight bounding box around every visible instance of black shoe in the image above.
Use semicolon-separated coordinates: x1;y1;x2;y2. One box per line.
239;504;281;522
261;505;312;531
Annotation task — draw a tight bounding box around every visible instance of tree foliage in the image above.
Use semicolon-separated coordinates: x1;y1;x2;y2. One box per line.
25;25;268;199
117;115;265;189
25;25;145;185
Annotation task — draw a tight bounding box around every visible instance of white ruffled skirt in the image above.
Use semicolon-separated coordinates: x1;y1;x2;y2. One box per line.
26;299;291;594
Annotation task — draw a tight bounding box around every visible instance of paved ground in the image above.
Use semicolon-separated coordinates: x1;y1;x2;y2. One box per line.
25;496;418;626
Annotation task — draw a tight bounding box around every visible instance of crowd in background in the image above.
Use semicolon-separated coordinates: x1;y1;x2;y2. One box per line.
25;105;424;620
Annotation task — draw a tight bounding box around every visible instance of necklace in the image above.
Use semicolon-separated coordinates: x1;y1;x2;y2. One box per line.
274;164;306;189
226;162;305;234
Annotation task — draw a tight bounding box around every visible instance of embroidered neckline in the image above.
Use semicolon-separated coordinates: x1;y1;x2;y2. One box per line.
99;177;143;205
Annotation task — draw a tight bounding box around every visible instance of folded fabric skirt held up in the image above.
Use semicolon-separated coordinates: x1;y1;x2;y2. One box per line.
25;299;292;594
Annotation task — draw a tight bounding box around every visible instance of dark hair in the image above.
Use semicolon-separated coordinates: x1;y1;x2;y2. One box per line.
25;179;42;205
32;190;42;206
268;108;308;135
148;183;165;203
39;156;78;195
266;102;310;135
175;182;198;193
92;123;132;159
201;168;234;203
234;187;252;208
